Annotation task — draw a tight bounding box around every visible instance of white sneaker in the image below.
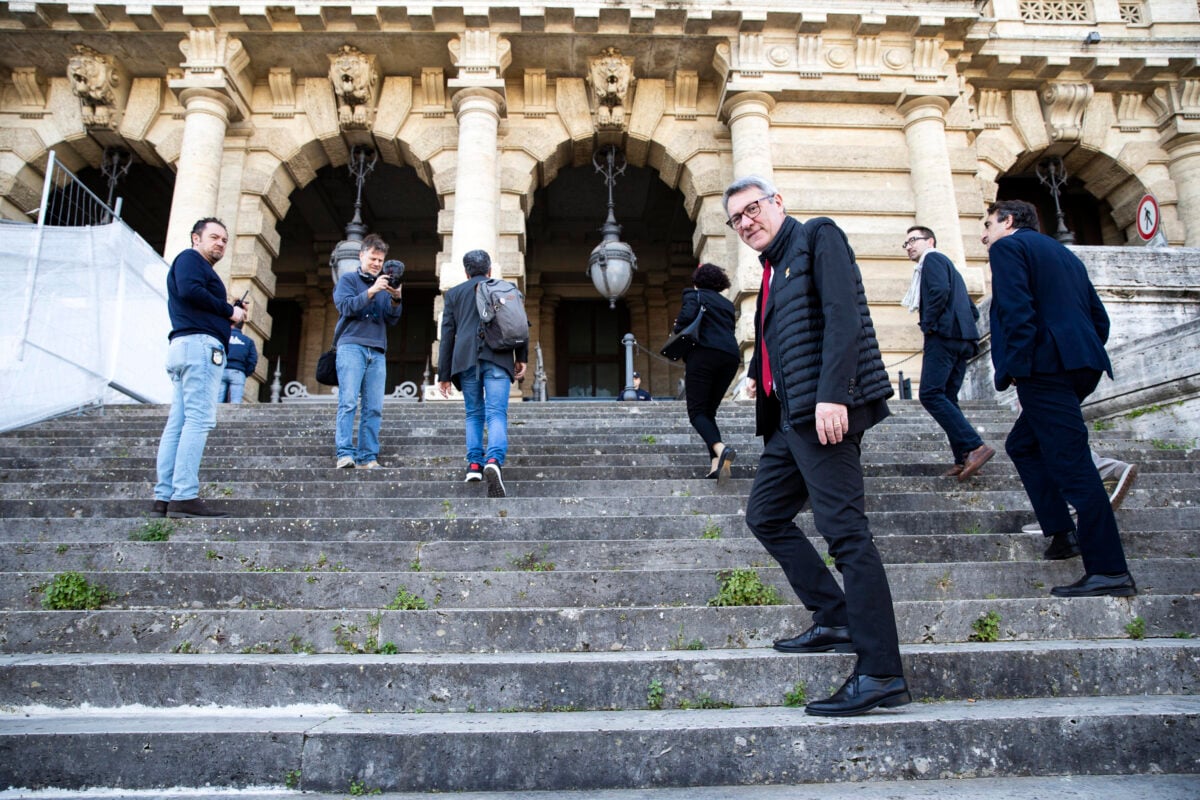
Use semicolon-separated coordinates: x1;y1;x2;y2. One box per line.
359;460;382;470
1103;462;1138;511
336;456;355;469
484;461;506;498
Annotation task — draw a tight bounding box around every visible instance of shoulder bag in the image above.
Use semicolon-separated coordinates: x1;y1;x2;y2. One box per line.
660;302;706;361
315;320;346;386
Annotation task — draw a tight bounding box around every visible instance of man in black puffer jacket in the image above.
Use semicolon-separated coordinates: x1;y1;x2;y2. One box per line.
724;175;909;717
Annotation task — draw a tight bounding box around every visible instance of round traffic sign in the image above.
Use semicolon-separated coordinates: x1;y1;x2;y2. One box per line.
1136;194;1160;241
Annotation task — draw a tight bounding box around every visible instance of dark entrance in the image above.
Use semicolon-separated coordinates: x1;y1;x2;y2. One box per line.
555;299;631;397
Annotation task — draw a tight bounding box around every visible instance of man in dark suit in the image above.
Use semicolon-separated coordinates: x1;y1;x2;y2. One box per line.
983;199;1135;597
437;250;528;498
725;174;909;717
902;226;994;480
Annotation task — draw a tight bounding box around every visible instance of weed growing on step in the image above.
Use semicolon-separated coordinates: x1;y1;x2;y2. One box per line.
678;693;733;710
511;548;556;571
441;499;457;520
783;682;808;708
348;779;381;796
1173;631;1195;639
641;434;657;444
240;642;280;654
646;679;665;710
38;571;115;610
284;770;301;790
707;569;782;607
173;641;195;654
969;610;1002;642
962;523;984;535
130;519;174;542
1125;400;1183;420
669;624;704;650
699;519;722;540
387;585;430;610
55;544;69;554
1151;438;1192;451
933;570;954;593
1092;418;1115;431
1126;616;1146;640
289;635;315;655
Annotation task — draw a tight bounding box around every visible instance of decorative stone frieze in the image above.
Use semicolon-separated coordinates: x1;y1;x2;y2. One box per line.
856;37;881;81
67;45;127;129
797;35;823;79
524;69;548;118
327;45;378;130
1117;92;1145;132
422;69;447;118
673;71;698;121
975;88;1007;129
912;38;940;82
268;67;296;119
738;34;765;77
1041;81;1094;142
11;67;47;118
588;47;635;130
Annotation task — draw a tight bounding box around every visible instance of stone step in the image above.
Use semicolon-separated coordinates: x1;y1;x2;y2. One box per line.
2;507;1194;541
2;695;1197;792
2;595;1193;654
3;640;1197;711
4;559;1193;612
5;531;1196;571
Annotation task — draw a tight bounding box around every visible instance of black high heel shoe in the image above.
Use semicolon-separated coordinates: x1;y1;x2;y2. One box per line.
716;447;737;483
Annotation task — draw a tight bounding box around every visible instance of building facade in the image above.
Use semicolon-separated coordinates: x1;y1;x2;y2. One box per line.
2;0;1198;400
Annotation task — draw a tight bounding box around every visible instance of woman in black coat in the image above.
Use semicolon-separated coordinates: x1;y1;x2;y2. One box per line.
672;263;741;481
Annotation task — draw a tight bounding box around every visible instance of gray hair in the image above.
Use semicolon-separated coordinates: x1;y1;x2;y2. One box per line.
463;249;491;277
722;175;779;214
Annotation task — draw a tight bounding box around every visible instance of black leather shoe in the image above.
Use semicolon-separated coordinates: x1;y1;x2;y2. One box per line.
1051;572;1137;598
773;624;853;654
805;673;912;717
716;447;736;484
149;500;168;518
166;498;228;518
1042;531;1081;560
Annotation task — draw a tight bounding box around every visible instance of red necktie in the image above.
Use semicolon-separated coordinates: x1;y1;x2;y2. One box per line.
760;263;773;396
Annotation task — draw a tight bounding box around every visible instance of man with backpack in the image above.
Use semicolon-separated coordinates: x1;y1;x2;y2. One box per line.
437;249;528;497
725;174;909;717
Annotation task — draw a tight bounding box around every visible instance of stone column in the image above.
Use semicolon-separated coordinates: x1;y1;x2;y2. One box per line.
163;89;235;259
445;88;504;288
1164;134;1200;246
898;95;966;267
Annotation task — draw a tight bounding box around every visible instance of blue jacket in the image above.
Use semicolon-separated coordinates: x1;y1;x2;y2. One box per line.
919;250;979;341
167;248;233;347
226;328;258;376
437;274;529;387
988;227;1112;391
333;270;403;351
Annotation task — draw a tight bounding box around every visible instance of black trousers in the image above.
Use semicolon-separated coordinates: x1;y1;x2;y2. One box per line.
1009;369;1129;575
684;346;739;457
745;426;903;677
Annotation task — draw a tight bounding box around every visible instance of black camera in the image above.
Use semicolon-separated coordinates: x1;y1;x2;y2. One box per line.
382;259;406;288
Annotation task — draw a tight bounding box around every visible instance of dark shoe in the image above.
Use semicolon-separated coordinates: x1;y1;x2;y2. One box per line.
484;459;506;498
957;444;996;481
1104;462;1138;511
716;447;736;484
1042;531;1081;560
704;470;719;479
150;500;168;518
805;673;912;717
773;624;853;654
464;463;483;483
166;498;228;518
1051;572;1137;598
942;463;964;477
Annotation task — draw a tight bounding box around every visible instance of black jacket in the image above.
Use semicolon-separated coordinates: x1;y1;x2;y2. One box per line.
672;287;739;358
438;274;530;389
919;249;979;341
166;248;233;348
747;216;892;438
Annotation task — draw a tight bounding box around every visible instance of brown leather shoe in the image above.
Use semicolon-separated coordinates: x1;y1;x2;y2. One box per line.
942;464;964;477
957;444;996;482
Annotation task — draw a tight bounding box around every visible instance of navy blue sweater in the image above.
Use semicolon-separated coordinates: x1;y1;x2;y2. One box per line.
167;248;234;348
333;270;403;350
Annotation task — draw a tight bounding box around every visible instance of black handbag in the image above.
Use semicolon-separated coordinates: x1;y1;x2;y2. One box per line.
315;321;345;386
660;303;706;361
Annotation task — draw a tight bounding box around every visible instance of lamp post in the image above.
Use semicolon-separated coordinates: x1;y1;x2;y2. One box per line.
329;145;378;283
587;145;637;309
1036;155;1075;244
100;147;132;222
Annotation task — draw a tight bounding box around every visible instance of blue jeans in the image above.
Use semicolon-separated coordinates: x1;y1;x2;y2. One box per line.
919;335;984;464
336;343;386;464
218;369;247;403
459;360;511;465
155;334;225;502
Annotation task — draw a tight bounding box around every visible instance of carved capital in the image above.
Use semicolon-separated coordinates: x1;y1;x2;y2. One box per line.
448;30;512;83
171;31;252;120
975;88;1007;130
674;70;698;121
268;67;296;118
67;44;127;129
422;68;447;118
588;46;636;131
1040;81;1093;142
524;69;548;118
328;45;379;130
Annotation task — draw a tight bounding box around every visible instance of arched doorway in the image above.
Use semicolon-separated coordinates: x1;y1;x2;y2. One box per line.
996;170;1116;245
266;160;440;398
525;158;695;398
64;160;175;253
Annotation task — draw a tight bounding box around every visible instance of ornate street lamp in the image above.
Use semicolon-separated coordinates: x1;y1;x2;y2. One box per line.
587;145;637;309
1036;155;1075;245
329;145;378;282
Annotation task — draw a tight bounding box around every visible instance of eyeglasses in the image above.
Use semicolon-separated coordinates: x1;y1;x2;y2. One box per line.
725;195;774;229
901;236;931;249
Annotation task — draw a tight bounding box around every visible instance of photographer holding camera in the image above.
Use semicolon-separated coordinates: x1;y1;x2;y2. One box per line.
332;233;403;469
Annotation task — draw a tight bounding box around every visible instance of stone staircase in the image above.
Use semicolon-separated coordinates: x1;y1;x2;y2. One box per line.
1;399;1198;797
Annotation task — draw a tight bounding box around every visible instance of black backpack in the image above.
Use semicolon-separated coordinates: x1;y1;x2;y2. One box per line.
474;278;529;351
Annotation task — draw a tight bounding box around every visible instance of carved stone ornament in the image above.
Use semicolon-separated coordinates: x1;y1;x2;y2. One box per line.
328;45;379;129
67;44;121;128
588;47;636;130
1041;81;1094;142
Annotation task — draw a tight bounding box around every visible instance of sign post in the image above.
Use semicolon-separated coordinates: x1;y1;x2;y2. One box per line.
1136;193;1168;247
